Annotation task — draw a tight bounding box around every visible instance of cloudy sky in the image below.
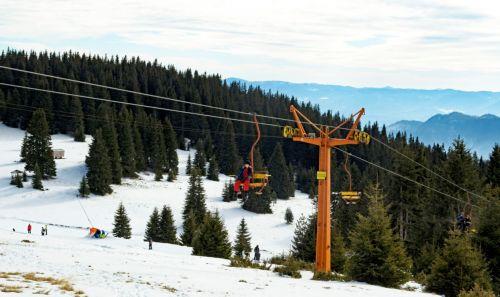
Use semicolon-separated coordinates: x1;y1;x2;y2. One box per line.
1;0;500;91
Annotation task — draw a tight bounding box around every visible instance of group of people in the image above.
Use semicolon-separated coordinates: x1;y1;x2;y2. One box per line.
24;223;48;235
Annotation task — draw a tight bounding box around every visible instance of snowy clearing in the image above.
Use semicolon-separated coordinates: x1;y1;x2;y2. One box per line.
0;124;435;296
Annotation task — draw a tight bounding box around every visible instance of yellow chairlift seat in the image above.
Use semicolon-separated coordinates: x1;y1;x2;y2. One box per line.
340;191;361;204
249;171;270;195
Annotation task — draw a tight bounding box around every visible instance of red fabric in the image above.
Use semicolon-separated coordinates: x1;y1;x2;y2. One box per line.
234;179;250;192
27;224;32;231
242;167;250;179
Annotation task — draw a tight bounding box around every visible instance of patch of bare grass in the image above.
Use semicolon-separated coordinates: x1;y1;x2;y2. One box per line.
0;284;23;293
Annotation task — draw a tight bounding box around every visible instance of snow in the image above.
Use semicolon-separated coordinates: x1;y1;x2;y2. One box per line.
0;124;436;296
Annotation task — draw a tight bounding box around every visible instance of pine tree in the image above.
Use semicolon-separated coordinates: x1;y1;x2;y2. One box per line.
133;122;146;172
22;109;56;178
150;118;166;181
158;205;177;244
291;214;316;262
475;199;500;294
285;207;294;224
85;129;113;195
186;154;192;176
144;207;161;242
217;120;240;175
207;156;219;181
14;174;23;188
427;231;492;297
183;169;207;224
233;218;252;258
78;176;90;197
347;183;412;288
20;133;28;162
22;171;27;182
181;210;197;246
98;106;122;184
32;163;44;190
70;97;85;142
164;117;179;180
222;182;236;202
241;186;274;213
486;144;500;187
193;139;206;176
269;143;294;199
192;211;232;259
458;283;495;297
117;106;137;178
112;202;132;239
331;220;347;273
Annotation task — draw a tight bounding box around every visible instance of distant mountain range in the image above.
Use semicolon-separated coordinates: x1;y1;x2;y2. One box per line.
388;112;499;157
226;78;499;156
226;78;500;126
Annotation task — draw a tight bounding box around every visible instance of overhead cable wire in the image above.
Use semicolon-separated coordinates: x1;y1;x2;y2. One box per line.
334;146;482;209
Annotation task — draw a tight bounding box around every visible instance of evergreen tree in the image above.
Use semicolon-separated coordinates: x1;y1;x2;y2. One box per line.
233;218;252;258
32;163;44;190
427;231;492;297
458;284;495;297
20;133;28;162
186;154;192;176
192;211;232;259
22;171;27;182
285;207;294;224
181;210;197;246
133;122;146;172
158;205;177;244
0;89;4;120
98;106;122;184
164;117;179;181
78;176;90;197
85;129;113;195
22;109;56;178
331;220;347;273
241;186;274;214
486;144;500;187
207;156;219;181
183;169;207;224
70;97;85;142
193;139;206;176
150;118;166;181
474;199;500;295
14;174;23;188
112;202;132;239
144;207;161;242
117;106;137;177
347;183;412;288
269;143;294;199
216;120;240;175
222;182;236;202
292;214;317;263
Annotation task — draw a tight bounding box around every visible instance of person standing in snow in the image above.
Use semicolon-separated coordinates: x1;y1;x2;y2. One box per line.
41;227;45;236
148;237;153;250
44;225;48;235
253;245;260;262
27;224;32;234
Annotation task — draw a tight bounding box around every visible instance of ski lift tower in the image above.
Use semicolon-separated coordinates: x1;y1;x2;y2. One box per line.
284;105;369;273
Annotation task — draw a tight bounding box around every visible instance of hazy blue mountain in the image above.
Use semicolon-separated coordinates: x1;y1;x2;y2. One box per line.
226;78;500;125
388;112;500;157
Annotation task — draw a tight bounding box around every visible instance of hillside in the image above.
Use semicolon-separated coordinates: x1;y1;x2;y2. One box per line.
226;78;500;125
388;112;500;157
0;123;435;296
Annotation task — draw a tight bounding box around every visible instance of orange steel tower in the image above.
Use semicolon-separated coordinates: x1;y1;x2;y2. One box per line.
286;105;367;273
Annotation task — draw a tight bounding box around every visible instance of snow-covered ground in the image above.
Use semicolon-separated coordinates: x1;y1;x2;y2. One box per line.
0;124;435;296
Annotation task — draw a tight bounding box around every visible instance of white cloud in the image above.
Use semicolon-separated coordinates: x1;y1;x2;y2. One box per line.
0;0;500;91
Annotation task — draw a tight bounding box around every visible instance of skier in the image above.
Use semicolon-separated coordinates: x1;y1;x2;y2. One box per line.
41;227;45;236
253;245;260;262
148;237;153;250
45;225;48;235
27;224;32;234
234;161;253;196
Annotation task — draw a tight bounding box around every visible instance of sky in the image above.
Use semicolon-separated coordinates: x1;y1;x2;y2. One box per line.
1;0;500;91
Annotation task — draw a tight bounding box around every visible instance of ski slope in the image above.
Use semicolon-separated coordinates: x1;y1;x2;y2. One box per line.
0;124;435;296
